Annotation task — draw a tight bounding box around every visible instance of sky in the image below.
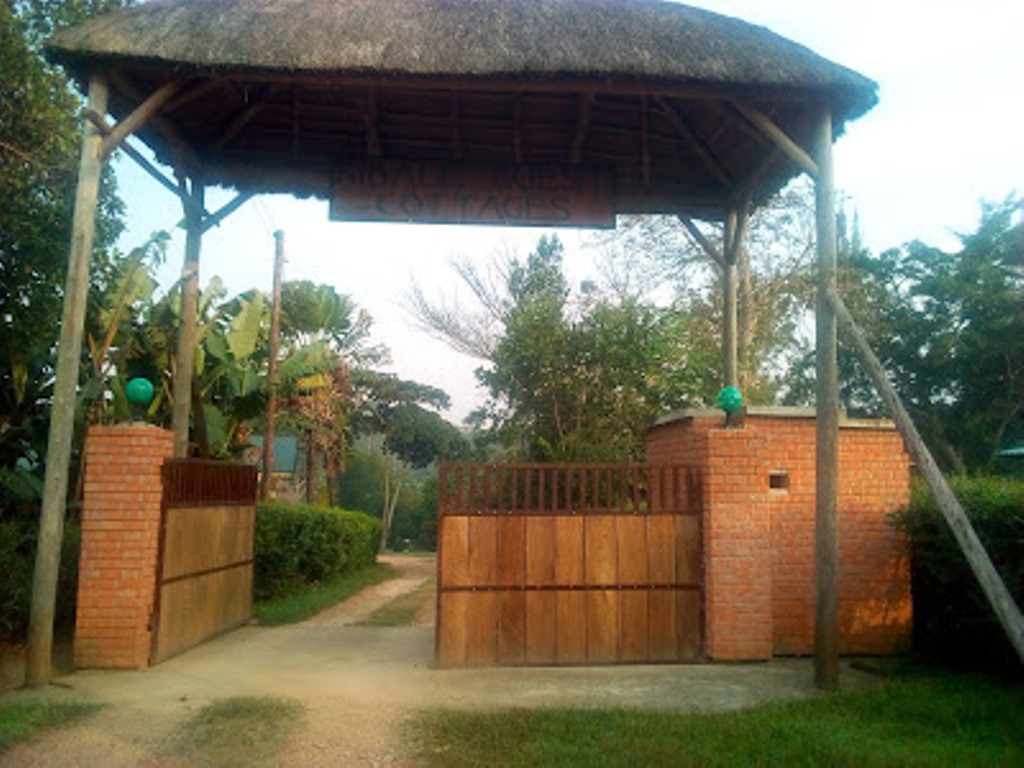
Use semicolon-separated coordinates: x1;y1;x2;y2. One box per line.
112;0;1024;423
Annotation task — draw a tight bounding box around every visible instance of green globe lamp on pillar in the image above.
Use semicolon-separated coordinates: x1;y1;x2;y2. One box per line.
125;377;155;423
715;385;744;428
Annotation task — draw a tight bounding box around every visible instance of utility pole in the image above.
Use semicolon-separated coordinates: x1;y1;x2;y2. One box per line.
261;230;285;500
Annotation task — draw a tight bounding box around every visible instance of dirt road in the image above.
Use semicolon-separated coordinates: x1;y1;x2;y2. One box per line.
2;555;877;766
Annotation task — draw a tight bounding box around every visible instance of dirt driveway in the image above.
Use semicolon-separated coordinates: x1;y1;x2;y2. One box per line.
2;555;879;766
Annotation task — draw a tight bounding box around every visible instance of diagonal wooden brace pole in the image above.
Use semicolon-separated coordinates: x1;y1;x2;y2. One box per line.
827;288;1024;664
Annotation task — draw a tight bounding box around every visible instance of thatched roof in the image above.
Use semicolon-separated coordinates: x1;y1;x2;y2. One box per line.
46;0;877;220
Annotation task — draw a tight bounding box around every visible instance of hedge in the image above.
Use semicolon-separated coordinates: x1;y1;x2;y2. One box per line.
893;476;1023;675
0;518;80;642
253;501;381;601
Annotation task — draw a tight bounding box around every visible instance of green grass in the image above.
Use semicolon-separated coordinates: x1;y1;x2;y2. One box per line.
0;700;102;753
355;578;435;627
413;666;1024;767
163;696;303;767
253;562;396;626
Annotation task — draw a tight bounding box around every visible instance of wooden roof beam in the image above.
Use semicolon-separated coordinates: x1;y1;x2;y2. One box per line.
653;96;734;189
215;86;280;149
450;92;463;160
731;100;818;179
99;79;183;160
108;72;202;173
363;89;381;157
568;92;594;164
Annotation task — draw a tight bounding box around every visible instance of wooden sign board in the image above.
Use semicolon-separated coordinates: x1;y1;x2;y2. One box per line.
330;161;614;228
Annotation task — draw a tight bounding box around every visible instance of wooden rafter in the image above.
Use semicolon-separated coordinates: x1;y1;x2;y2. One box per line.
731;100;818;179
215;85;280;149
568;92;594;164
653;96;733;189
450;92;463;159
291;88;302;161
512;91;523;163
99;80;183;160
640;94;651;187
162;77;226;114
677;216;724;270
363;89;381;157
109;72;202;172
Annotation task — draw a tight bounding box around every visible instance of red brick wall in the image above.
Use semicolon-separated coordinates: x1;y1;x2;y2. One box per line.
647;408;912;660
74;425;173;669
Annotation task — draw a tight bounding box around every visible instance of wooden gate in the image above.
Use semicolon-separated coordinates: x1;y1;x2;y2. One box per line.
436;464;703;666
151;460;258;664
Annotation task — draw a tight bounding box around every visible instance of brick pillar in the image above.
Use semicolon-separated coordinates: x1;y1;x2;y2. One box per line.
702;425;773;660
74;425;173;669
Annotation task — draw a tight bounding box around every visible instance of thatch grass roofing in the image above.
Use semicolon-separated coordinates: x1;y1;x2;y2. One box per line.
44;0;879;219
48;0;876;117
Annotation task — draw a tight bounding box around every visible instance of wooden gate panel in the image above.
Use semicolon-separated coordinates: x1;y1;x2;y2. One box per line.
525;591;557;662
437;464;703;666
556;591;587;663
152;460;257;665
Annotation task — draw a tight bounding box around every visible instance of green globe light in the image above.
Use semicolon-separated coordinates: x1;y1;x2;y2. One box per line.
716;386;743;413
125;377;155;407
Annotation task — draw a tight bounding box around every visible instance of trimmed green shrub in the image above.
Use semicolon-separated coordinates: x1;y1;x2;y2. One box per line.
0;517;81;642
253;502;381;601
894;476;1023;675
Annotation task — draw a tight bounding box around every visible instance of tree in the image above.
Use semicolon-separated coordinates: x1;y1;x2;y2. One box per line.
824;197;1023;473
593;180;818;401
411;235;703;462
0;1;127;518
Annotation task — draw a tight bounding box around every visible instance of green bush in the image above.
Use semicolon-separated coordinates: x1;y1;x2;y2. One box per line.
253;502;380;601
894;476;1023;674
0;517;81;642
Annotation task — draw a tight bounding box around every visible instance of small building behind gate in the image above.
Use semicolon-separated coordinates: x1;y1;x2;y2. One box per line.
647;407;912;661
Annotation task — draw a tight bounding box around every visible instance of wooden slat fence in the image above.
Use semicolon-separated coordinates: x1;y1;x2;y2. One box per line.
151;460;258;664
436;463;703;666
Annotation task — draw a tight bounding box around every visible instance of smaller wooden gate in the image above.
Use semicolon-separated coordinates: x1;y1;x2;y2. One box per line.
436;463;703;666
151;460;258;664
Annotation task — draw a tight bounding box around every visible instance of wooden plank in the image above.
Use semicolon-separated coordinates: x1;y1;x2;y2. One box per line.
438;516;469;588
556;591;587;663
525;591;557;663
497;591;527;664
675;514;702;586
154;565;251;663
677;589;703;661
586;590;618;662
647;589;678;661
525;516;555;587
497;515;526;587
437;590;468;666
554;516;584;586
618;590;648;662
468;516;499;587
162;505;253;580
647;515;676;585
617;515;647;586
465;592;497;666
585;516;617;585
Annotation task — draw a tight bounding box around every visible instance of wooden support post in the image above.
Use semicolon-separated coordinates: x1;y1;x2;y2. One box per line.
26;75;109;686
171;177;204;457
261;231;285;500
722;211;739;389
827;288;1024;664
813;108;840;689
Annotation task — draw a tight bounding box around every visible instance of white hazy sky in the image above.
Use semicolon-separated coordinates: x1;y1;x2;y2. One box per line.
113;0;1024;423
